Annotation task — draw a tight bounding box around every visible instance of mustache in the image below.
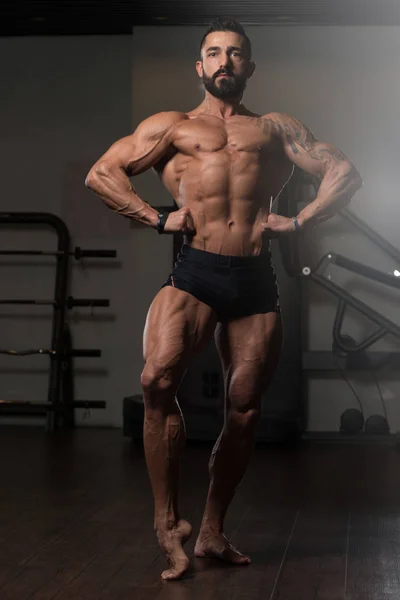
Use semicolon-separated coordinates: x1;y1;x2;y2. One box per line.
213;69;234;80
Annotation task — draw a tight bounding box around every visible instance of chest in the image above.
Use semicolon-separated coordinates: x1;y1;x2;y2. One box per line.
172;116;278;156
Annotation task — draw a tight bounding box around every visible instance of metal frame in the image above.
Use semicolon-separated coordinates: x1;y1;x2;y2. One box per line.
302;214;400;357
0;212;114;430
0;212;70;429
341;208;400;265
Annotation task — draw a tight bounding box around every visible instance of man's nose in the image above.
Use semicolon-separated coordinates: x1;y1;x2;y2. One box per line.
220;53;231;68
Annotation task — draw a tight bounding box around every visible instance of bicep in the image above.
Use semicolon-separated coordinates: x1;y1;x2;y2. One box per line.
93;113;178;176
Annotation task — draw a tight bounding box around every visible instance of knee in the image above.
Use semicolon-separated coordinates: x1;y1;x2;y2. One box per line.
141;361;176;397
230;405;261;429
228;380;262;428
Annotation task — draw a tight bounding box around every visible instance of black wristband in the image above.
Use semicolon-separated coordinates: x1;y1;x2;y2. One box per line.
292;217;301;232
156;212;169;234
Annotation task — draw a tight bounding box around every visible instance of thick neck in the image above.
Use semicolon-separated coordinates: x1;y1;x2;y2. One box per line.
201;91;245;118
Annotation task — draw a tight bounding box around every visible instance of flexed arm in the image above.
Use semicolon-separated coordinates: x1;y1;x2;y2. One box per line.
85;111;194;232
266;113;363;230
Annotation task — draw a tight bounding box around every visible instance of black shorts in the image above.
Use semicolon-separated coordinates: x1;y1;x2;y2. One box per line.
162;245;280;321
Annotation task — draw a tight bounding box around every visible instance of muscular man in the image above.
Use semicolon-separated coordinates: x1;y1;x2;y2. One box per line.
86;18;362;580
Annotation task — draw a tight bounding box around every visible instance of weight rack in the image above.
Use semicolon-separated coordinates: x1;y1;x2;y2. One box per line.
0;212;117;431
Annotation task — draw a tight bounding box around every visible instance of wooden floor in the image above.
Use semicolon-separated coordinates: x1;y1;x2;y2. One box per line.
1;428;400;600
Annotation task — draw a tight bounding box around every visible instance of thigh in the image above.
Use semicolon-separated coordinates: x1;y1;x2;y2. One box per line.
143;286;217;380
215;312;283;407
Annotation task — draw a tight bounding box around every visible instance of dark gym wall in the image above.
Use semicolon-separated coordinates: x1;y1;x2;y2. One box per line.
0;35;138;426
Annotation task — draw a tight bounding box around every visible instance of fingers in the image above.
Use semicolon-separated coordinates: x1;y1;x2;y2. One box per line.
184;223;196;234
185;210;196;233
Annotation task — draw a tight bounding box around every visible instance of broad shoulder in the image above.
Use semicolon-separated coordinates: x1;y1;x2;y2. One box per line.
261;112;314;133
134;111;189;138
261;112;300;126
259;113;317;147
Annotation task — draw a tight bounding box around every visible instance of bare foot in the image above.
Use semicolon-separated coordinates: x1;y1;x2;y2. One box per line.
194;528;251;565
156;519;192;580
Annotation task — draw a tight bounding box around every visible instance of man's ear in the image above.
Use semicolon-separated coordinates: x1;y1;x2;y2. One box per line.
196;60;203;78
247;61;256;79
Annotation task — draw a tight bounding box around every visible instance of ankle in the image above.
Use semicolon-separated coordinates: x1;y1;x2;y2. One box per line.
154;515;180;531
200;519;223;534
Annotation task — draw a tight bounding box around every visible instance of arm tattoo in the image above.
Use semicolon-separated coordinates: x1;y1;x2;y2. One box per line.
282;117;315;154
309;145;348;165
258;115;348;165
257;116;307;155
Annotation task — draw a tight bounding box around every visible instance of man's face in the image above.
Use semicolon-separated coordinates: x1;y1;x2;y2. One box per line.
196;31;255;99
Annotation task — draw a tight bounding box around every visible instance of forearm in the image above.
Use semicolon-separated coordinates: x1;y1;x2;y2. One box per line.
85;164;158;228
296;165;362;227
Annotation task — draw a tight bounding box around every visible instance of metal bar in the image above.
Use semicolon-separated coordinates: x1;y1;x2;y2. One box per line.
332;298;386;353
70;350;102;358
303;350;400;371
0;250;59;256
0;249;116;258
0;349;101;357
60;323;74;428
73;401;106;409
0;405;48;416
0;212;70;431
0;400;106;413
0;299;54;305
330;253;400;289
67;298;110;308
49;217;70;431
75;249;116;258
310;273;400;339
0;298;110;307
342;208;400;264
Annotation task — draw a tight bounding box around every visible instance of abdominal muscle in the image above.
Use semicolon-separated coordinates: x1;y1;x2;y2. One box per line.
182;198;269;256
161;153;287;257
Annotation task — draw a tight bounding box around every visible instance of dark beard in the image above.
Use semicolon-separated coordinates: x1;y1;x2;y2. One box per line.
202;69;247;99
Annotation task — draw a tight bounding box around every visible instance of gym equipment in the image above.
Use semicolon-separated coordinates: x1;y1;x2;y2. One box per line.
0;247;116;259
0;400;106;415
282;182;400;439
0;348;101;357
365;415;390;435
0;298;110;308
303;253;400;353
340;408;364;434
0;212;117;431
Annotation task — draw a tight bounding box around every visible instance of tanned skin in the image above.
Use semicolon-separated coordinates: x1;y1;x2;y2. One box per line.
86;30;362;580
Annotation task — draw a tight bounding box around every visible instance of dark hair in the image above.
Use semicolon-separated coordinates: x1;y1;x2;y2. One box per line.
199;17;252;59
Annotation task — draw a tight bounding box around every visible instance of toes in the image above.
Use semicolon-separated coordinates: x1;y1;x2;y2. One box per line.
161;563;188;581
161;569;181;581
161;557;189;581
233;554;251;565
194;536;251;565
223;547;251;565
